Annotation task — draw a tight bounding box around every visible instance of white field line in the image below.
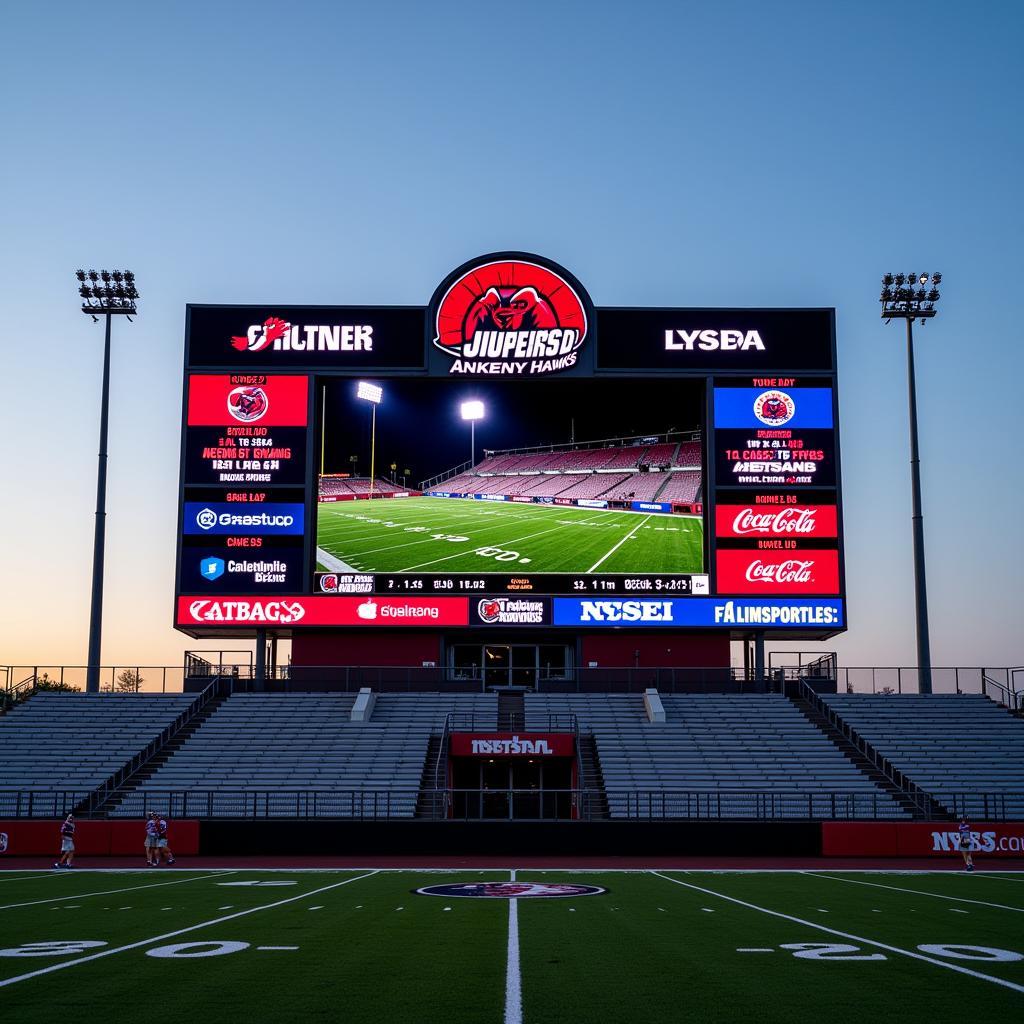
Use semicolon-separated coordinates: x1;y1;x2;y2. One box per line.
976;874;1024;884
649;871;1024;995
0;870;380;989
315;547;357;572
0;873;71;885
588;515;652;572
505;868;522;1024
803;872;1024;912
398;521;587;572
0;871;236;911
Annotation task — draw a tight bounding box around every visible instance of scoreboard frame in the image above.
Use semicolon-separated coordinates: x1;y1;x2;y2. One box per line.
174;251;846;640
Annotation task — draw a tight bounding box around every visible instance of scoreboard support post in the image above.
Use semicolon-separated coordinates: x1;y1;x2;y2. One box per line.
254;628;267;691
753;632;765;684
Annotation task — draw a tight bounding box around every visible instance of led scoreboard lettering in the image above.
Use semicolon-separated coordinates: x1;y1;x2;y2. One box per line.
175;253;845;637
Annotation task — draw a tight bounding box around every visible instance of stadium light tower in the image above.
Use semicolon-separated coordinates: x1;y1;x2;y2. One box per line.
460;400;485;466
880;272;942;695
76;269;139;694
356;381;383;499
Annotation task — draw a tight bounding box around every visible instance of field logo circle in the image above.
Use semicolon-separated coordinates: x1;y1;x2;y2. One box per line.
415;881;605;899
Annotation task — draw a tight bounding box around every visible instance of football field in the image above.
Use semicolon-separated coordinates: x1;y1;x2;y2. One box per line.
2;868;1023;1022
316;498;704;575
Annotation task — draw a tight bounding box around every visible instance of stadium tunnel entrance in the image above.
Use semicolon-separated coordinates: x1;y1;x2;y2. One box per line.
449;753;575;819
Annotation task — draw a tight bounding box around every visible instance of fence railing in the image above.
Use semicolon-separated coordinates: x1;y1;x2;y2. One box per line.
0;787;996;822
3;664;1021;700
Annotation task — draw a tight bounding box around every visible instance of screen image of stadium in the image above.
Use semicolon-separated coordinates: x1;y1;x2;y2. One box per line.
314;377;705;581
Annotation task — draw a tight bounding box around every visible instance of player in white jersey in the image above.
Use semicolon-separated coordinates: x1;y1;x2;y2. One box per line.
958;817;975;872
144;812;160;867
156;814;176;866
53;814;75;869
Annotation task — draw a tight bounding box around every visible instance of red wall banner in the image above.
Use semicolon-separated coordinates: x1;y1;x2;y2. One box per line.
177;595;470;627
822;821;1024;858
716;549;840;594
0;820;200;857
187;374;309;427
715;504;838;539
450;733;576;757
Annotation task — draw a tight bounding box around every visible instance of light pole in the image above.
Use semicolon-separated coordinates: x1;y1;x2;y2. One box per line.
880;271;942;694
76;269;139;694
460;400;485;467
356;381;383;499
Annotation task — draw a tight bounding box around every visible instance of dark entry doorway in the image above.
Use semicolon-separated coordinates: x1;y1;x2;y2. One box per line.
450;757;573;819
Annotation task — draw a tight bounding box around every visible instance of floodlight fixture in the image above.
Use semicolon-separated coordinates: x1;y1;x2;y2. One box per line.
356;381;383;404
878;270;945;694
74;267;140;692
460;400;485;421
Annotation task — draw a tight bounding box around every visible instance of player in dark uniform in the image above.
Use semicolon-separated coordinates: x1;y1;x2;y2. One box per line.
958;817;975;872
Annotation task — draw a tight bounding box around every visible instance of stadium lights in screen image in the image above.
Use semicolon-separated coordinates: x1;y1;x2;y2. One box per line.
356;381;383;404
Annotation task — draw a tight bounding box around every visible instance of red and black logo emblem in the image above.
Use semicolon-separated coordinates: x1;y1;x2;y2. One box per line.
431;253;591;376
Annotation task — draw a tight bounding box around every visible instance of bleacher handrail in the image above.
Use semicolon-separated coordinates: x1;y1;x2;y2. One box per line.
0;786;977;821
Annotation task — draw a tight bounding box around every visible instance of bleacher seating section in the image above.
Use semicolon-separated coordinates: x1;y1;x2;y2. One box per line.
432;439;701;504
0;694;194;816
821;694;1024;818
319;477;405;497
110;693;496;818
525;693;907;819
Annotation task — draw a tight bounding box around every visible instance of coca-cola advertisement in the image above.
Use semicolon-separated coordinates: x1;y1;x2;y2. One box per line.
716;549;840;594
715;503;837;539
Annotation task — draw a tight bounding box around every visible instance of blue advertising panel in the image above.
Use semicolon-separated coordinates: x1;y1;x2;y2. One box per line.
713;387;833;429
183;502;305;536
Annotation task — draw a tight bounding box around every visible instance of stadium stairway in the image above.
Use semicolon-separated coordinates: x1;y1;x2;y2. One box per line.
97;682;231;816
496;689;526;732
577;733;610;819
789;693;946;820
414;734;445;818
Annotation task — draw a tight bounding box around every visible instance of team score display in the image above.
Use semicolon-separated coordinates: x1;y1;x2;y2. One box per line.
714;428;836;487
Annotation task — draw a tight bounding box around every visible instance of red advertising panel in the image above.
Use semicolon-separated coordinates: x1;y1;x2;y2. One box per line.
177;595;469;627
716;549;840;594
187;374;309;427
0;820;199;856
822;821;1024;858
715;503;838;539
450;733;576;757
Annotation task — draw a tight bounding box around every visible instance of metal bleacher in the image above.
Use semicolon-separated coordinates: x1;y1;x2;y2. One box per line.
525;692;907;819
110;692;497;818
820;693;1024;819
0;693;195;816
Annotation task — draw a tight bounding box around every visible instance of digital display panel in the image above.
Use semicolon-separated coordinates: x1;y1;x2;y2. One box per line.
174;252;844;637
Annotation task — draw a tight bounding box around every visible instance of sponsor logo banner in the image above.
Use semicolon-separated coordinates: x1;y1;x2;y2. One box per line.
596;308;835;372
822;822;1024;858
510;496;535;503
552;597;844;628
450;733;574;757
430;252;591;377
177;595;470;627
714;387;833;430
317;573;374;594
186;375;309;427
554;498;574;506
716;549;840;594
183;502;304;535
576;499;608;509
474;493;507;501
631;501;671;513
185;306;426;369
415;882;605;899
715;504;838;539
471;597;550;626
181;549;303;593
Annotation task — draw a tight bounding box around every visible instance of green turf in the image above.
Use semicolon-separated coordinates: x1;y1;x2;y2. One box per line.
1;869;1022;1022
316;497;704;574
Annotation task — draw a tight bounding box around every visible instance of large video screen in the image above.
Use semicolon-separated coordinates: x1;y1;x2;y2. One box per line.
174;251;845;636
313;377;706;598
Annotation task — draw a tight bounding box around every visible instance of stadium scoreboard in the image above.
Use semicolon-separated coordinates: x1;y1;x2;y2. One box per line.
175;252;845;638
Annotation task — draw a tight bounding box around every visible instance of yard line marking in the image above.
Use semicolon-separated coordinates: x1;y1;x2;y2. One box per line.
650;871;1024;995
0;871;235;911
0;870;379;989
803;872;1024;913
505;869;522;1024
0;873;68;885
399;521;575;572
588;515;651;571
257;946;298;951
737;948;774;953
951;908;969;914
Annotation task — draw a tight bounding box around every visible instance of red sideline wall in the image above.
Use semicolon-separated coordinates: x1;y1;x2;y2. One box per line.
822;821;1024;857
0;820;199;857
292;631;443;666
581;633;730;668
